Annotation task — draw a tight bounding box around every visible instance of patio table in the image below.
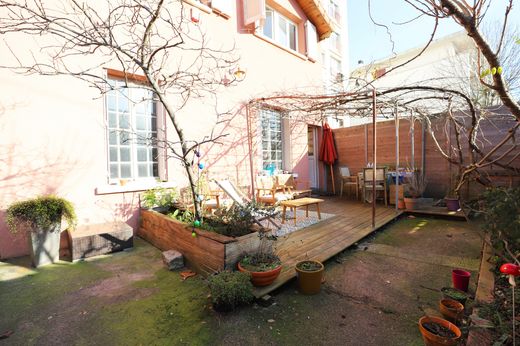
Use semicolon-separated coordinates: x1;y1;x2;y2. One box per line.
280;197;324;225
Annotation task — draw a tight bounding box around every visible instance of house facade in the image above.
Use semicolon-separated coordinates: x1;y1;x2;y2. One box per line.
0;0;334;258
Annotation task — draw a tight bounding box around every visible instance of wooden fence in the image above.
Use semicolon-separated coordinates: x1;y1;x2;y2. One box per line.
332;111;519;199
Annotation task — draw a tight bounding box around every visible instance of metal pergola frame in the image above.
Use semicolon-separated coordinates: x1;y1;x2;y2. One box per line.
244;88;424;229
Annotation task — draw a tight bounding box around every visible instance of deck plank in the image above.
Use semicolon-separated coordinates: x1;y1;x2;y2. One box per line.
253;198;402;297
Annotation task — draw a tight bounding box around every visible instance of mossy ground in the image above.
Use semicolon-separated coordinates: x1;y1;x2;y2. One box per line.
0;216;483;345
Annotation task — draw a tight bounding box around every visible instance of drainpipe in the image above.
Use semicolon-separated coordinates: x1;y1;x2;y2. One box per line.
372;88;376;229
411;109;415;170
395;103;400;211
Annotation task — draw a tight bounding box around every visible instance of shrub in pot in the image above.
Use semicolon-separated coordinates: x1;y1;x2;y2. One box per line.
403;169;427;210
208;271;254;312
6;195;76;267
237;232;282;287
295;260;324;295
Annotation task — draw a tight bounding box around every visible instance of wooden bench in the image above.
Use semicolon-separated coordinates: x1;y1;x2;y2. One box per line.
67;221;133;261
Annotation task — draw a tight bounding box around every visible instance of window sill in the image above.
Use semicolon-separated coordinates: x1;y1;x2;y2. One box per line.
253;33;310;62
182;0;212;14
95;181;177;195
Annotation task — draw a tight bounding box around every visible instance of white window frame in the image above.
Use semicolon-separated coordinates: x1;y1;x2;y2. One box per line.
261;6;298;52
259;109;284;172
105;78;160;183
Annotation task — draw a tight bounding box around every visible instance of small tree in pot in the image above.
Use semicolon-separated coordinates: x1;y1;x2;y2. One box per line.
6;195;77;267
237;231;282;287
404;170;427;210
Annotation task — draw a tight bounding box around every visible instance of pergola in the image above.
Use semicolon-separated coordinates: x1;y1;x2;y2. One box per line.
244;87;429;229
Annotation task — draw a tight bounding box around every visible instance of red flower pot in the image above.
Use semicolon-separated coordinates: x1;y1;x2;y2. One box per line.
452;269;471;292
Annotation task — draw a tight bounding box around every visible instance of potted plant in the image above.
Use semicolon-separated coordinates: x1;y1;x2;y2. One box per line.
439;298;464;324
441;287;469;306
444;176;461;212
237;231;282;287
295;260;324;295
418;315;461;346
6;195;77;267
403;169;427;210
208;271;254;312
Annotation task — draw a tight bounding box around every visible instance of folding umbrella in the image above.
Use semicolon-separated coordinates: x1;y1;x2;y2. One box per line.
319;122;338;194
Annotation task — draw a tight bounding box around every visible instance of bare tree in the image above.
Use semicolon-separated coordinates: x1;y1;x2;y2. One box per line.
436;24;520;107
353;0;520;197
0;0;240;221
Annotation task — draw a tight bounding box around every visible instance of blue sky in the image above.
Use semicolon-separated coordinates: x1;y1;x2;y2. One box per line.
347;0;520;69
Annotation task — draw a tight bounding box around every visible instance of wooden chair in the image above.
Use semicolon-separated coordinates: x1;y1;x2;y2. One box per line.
254;175;293;205
339;167;359;199
363;167;388;206
276;173;312;199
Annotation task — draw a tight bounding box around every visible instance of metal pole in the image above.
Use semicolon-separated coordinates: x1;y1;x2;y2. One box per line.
411;110;415;170
395;104;400;212
372;89;376;229
245;104;255;197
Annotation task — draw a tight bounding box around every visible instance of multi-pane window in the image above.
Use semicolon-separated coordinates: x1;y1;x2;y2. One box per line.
328;0;341;24
106;79;159;181
330;56;342;81
260;109;283;171
330;32;341;52
263;7;297;51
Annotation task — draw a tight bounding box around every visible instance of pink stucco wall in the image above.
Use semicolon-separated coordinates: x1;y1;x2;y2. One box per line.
0;0;324;259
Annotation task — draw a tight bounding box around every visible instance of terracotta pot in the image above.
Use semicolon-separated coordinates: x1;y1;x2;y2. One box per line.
404;197;420;210
295;260;324;295
237;262;282;287
418;316;461;346
439;299;464;323
445;198;460;212
397;199;405;209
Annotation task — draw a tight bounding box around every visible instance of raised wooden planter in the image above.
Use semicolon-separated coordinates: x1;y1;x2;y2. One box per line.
138;209;262;275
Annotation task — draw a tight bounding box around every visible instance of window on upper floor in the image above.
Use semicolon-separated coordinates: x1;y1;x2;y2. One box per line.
262;7;298;52
106;78;159;182
329;32;341;52
330;56;342;81
328;0;341;24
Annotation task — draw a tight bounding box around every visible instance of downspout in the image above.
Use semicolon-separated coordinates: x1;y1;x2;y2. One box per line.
411;109;415;170
246;103;255;197
395;103;400;211
372;88;376;229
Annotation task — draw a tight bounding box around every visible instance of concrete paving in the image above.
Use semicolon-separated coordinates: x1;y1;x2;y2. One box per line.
0;216;483;345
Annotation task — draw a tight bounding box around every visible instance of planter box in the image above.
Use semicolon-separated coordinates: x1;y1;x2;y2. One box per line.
138;209;262;275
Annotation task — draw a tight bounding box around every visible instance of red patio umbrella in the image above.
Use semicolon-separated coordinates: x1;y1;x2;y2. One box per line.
319;122;338;194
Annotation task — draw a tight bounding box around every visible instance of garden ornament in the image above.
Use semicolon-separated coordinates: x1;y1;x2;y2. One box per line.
500;263;520;346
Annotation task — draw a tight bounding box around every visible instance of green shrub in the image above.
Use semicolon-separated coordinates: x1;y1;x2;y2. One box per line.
482;187;520;255
142;187;178;210
208;271;254;312
6;195;77;233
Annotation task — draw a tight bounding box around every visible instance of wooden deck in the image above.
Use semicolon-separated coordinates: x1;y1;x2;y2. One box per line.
254;197;402;297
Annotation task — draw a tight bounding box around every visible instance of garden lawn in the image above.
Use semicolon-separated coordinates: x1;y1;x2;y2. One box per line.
0;216;483;345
